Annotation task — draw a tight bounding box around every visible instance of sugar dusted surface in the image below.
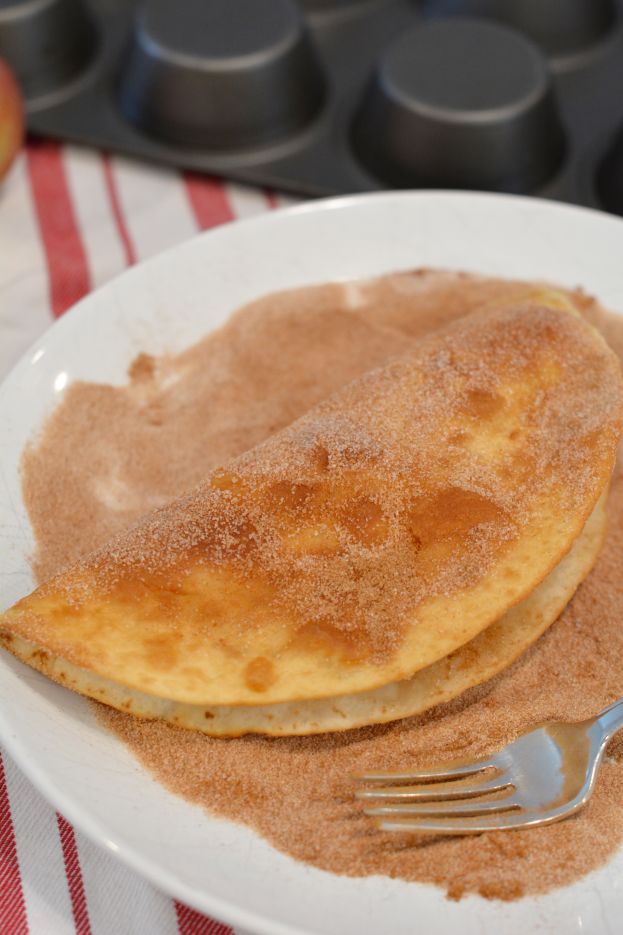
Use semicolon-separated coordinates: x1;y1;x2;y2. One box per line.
22;280;623;680
21;270;623;900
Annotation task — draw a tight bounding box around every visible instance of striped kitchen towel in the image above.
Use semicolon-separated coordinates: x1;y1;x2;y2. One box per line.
0;138;300;935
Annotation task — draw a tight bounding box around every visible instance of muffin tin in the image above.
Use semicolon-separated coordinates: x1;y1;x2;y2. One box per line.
2;0;623;210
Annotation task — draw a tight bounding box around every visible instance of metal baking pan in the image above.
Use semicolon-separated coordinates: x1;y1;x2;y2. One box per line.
2;0;623;211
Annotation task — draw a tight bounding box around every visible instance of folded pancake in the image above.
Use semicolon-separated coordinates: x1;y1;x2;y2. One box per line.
1;299;622;716
0;491;606;736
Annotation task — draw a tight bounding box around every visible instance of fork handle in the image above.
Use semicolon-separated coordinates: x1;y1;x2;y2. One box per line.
595;698;623;741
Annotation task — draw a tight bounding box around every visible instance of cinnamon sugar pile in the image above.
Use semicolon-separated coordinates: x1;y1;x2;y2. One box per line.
21;269;623;900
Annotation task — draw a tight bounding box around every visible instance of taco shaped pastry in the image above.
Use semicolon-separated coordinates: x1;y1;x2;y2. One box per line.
2;296;622;735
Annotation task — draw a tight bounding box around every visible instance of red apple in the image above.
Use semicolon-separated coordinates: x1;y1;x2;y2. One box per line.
0;59;24;183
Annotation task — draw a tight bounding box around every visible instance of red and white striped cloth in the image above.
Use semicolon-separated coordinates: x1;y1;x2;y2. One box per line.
0;139;301;935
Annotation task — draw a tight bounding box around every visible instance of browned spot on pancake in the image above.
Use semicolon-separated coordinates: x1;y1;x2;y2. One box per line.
410;533;423;554
580;427;607;455
312;444;329;472
499;446;536;483
204;711;215;720
408;487;506;547
284;522;340;555
202;516;258;560
105;574;177;623
293;620;364;662
143;634;179;671
244;657;277;693
48;601;82;620
31;648;49;664
339;496;388;546
266;481;314;511
538;322;558;343
462;388;504;419
213;635;243;658
210;470;242;492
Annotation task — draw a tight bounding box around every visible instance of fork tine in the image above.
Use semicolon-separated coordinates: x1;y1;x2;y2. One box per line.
355;775;512;801
377;809;533;835
365;796;519;819
356;755;500;784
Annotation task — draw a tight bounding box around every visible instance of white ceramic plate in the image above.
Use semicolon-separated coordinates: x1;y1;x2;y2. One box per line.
1;192;623;935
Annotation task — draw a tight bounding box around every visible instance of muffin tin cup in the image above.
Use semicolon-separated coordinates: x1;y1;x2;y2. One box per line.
420;0;618;65
3;0;623;208
352;19;566;193
117;0;326;151
0;0;98;102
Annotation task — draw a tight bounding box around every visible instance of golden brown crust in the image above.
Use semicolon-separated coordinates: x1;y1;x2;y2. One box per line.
2;298;623;706
0;494;607;735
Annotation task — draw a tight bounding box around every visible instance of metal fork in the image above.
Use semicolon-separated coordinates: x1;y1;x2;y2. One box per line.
355;699;623;834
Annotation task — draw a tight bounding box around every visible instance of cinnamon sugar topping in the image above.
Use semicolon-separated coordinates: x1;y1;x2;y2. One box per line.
20;270;623;900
